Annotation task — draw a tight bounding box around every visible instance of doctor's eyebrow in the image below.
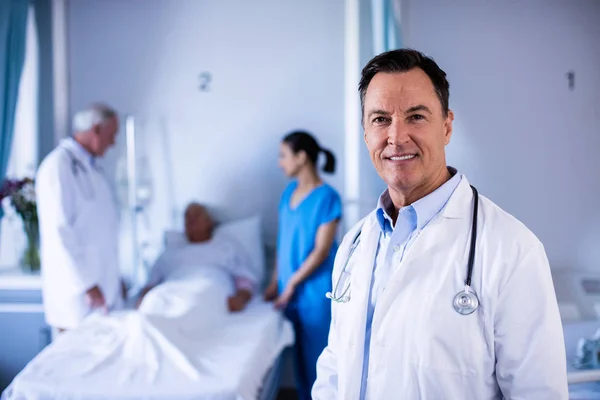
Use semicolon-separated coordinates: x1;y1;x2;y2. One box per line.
367;109;392;120
405;105;432;114
366;105;433;120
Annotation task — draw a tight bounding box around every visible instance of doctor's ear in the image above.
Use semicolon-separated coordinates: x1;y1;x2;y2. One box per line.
92;123;104;136
443;110;454;145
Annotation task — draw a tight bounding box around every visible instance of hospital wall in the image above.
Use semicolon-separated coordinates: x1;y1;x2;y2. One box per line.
63;0;600;289
66;0;600;279
405;0;600;273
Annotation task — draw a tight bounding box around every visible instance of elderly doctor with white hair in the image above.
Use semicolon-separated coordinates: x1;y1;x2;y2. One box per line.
36;104;125;333
312;49;568;399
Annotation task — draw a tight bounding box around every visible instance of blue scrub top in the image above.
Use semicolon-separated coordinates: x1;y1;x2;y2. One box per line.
277;181;342;309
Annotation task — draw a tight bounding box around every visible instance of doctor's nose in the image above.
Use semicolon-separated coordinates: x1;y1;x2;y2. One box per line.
387;122;411;146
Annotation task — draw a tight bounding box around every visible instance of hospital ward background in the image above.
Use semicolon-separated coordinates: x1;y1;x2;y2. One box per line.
0;0;599;399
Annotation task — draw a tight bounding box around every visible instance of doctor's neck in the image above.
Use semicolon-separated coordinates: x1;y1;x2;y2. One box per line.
73;132;97;156
388;167;452;213
296;165;322;189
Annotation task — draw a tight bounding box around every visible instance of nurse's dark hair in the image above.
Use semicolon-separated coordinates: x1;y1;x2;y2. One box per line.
282;130;336;174
359;49;450;120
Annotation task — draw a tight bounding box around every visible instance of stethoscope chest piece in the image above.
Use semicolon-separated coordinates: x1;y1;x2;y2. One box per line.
453;286;479;315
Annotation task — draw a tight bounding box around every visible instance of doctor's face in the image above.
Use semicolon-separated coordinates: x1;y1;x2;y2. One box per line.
363;69;454;204
92;116;119;157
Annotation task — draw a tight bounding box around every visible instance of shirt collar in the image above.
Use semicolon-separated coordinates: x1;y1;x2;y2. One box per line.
375;167;463;233
376;192;395;235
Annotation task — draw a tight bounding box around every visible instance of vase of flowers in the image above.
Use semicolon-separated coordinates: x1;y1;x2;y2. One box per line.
0;178;39;273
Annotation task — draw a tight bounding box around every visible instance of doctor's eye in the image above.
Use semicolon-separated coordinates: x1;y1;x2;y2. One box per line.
408;114;426;122
372;116;390;125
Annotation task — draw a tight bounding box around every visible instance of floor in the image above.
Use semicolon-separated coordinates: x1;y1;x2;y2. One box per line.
276;388;299;400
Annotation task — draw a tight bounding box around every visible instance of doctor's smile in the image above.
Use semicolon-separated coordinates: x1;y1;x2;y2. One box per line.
386;154;417;162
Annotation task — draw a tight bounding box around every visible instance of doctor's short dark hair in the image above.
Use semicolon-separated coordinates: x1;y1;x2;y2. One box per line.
358;49;450;119
282;130;336;174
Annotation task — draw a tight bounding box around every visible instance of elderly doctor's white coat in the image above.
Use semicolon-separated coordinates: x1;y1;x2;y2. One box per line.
313;177;568;400
36;138;122;329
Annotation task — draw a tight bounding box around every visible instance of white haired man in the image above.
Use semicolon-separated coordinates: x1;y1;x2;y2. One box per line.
36;104;126;334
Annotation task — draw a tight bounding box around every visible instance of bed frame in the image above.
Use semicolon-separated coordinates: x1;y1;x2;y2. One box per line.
257;350;286;400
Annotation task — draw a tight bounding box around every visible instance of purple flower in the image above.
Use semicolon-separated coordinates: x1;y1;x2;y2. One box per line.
1;178;37;224
0;178;33;201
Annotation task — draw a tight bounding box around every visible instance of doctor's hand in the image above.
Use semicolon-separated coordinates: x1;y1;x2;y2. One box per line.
86;285;108;314
263;280;279;302
274;283;296;310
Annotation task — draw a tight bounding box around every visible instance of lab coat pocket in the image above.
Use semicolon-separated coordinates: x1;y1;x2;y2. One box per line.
332;297;354;344
411;294;490;378
332;278;365;349
82;246;103;285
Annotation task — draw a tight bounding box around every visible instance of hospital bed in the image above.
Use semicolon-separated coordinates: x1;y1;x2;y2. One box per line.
555;270;600;399
1;215;295;400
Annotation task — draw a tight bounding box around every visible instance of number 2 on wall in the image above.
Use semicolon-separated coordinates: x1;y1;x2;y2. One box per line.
199;72;212;92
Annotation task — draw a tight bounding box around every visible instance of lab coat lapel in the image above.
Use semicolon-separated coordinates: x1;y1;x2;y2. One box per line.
61;138;92;169
340;216;380;399
374;179;474;318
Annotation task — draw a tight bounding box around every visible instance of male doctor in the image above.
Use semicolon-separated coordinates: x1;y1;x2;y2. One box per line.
36;104;124;332
312;50;568;399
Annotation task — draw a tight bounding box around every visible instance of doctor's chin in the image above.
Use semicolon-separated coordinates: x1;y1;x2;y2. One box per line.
1;1;598;399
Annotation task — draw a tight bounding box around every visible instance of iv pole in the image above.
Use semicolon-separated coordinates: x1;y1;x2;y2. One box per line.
125;116;140;292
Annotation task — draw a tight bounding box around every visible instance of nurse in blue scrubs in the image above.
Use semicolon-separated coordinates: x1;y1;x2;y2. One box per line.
264;130;342;400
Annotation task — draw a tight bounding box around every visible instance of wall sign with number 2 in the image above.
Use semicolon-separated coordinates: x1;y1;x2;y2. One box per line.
198;72;212;92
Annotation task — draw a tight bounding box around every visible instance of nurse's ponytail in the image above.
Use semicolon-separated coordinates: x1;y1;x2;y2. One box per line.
282;130;337;174
320;148;336;174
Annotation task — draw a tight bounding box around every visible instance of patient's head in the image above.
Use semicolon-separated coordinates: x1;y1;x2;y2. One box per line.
184;203;214;243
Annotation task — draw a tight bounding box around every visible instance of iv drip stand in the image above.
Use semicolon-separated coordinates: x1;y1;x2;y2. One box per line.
125;116;140;291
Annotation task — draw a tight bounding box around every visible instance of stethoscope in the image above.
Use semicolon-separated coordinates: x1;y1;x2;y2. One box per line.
60;145;96;201
326;185;481;316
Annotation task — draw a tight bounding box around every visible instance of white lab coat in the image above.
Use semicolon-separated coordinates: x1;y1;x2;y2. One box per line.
36;138;122;329
313;177;568;400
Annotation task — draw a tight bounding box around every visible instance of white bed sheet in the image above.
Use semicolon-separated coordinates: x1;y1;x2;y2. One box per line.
2;265;294;400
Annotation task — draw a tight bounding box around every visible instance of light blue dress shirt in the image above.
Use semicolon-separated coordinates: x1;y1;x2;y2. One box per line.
359;170;463;399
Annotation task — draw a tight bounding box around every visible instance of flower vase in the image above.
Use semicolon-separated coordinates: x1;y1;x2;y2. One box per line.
21;220;40;273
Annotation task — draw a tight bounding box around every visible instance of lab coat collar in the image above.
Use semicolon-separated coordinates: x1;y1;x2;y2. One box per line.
441;175;475;219
60;137;95;168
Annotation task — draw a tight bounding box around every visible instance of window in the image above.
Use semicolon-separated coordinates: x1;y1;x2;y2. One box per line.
0;5;39;268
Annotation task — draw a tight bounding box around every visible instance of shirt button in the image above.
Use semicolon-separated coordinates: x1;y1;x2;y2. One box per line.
393;245;401;252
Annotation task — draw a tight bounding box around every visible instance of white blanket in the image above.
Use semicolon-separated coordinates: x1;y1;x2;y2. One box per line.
3;265;294;400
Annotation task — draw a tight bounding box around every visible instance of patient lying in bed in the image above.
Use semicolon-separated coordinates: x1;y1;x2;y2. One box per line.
2;213;295;398
137;203;257;312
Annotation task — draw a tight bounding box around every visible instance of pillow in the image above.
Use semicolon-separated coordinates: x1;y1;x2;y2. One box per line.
163;214;266;284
